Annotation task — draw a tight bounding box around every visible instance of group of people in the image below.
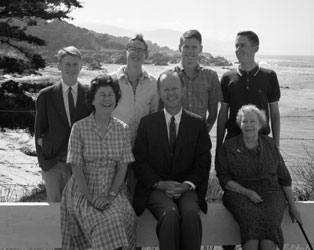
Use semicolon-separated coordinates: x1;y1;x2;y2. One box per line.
34;29;302;250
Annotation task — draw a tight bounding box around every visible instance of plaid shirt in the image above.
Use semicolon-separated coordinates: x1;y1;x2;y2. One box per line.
67;113;134;167
174;64;223;128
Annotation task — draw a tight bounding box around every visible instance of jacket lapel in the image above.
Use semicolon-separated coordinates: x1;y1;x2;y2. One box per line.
53;82;70;128
74;83;86;122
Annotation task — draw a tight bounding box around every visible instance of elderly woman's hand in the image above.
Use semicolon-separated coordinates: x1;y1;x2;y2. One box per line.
244;189;264;204
288;204;303;224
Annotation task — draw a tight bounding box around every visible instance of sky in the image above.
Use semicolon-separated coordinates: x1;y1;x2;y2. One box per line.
68;0;314;56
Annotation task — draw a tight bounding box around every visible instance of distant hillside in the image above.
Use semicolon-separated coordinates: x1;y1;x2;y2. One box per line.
27;20;174;61
70;22;234;55
22;20;231;67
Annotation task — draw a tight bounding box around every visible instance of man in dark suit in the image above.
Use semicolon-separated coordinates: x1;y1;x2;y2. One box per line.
34;46;92;202
133;69;212;250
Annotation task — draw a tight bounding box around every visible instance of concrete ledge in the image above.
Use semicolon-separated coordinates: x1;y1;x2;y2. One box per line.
0;201;313;248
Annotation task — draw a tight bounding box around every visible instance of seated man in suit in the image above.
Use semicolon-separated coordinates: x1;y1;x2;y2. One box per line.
133;69;212;250
35;46;92;202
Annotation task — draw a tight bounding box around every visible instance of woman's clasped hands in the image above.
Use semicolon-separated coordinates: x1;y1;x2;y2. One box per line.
90;195;115;211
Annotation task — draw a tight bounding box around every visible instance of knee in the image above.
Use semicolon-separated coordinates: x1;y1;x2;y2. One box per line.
181;209;200;221
160;207;180;224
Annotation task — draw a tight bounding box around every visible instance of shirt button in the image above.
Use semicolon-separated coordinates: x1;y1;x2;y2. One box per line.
246;79;249;82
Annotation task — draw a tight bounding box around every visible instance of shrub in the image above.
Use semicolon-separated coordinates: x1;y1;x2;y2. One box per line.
206;174;223;202
20;146;37;156
293;150;314;201
19;183;47;202
0;80;52;135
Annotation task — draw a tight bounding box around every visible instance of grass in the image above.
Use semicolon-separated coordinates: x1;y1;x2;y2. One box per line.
18;183;47;202
293;150;314;201
0;184;30;202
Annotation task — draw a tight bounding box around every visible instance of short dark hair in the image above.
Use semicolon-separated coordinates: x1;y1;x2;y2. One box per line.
126;33;148;51
87;74;122;110
179;29;202;46
237;31;259;46
157;69;185;90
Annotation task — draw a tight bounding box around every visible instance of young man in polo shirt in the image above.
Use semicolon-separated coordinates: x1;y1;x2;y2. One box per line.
216;30;281;151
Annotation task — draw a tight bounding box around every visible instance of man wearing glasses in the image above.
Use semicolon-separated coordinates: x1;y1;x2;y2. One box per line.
112;34;159;143
111;34;159;194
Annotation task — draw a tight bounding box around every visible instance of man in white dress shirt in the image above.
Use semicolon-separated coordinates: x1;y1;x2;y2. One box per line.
35;46;92;202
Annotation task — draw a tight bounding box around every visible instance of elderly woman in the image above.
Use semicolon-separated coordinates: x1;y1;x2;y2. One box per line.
61;75;136;250
216;104;302;250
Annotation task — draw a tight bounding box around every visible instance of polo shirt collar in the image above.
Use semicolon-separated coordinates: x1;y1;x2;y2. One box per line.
237;65;260;77
177;63;202;73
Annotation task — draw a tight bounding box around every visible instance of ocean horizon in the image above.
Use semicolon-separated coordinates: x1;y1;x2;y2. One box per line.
221;54;314;69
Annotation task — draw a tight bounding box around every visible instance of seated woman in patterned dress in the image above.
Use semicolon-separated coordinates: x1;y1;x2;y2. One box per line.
216;104;302;250
61;75;136;250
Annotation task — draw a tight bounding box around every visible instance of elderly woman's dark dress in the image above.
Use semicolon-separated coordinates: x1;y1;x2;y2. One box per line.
216;134;291;250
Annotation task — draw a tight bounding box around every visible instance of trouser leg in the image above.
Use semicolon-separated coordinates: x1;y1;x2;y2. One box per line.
42;161;71;202
177;190;202;250
147;190;180;250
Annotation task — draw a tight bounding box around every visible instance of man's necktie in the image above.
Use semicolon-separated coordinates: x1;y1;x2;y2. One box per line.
169;116;176;153
68;87;75;125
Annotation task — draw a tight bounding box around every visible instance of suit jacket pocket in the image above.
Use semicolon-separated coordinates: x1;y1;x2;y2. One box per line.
41;135;54;159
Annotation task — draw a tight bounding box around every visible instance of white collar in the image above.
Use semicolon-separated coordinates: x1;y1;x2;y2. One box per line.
61;81;78;93
163;108;183;125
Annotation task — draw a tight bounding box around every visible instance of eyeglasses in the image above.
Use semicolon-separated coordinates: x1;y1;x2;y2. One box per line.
127;47;146;54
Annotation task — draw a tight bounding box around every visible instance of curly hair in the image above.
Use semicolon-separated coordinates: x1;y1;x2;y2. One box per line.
236;104;267;128
87;74;122;110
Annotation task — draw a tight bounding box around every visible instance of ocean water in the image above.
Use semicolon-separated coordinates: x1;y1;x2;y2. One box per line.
223;54;314;69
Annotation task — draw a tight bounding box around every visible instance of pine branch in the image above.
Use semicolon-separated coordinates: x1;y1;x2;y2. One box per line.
0;0;83;73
